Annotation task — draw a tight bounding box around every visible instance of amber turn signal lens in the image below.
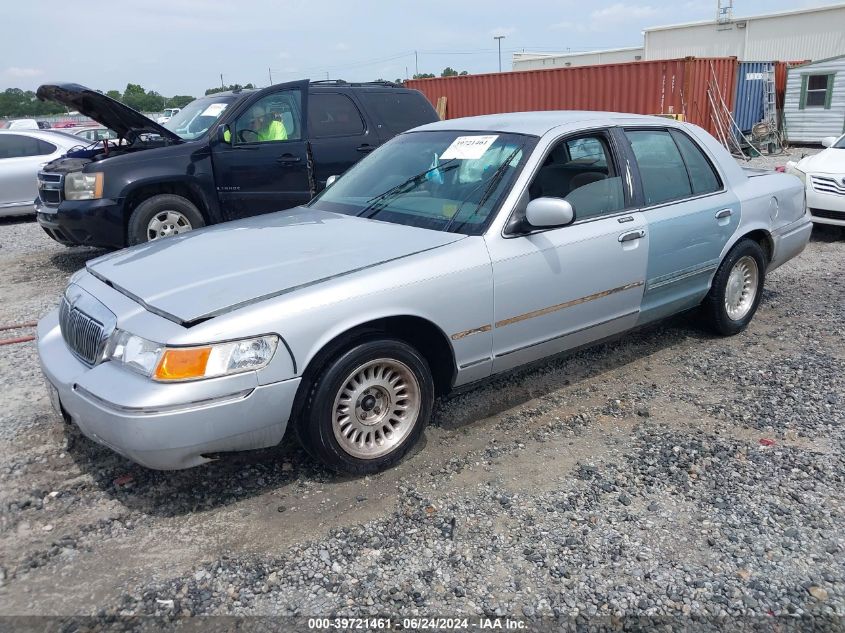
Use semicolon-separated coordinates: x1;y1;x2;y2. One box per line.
154;347;211;381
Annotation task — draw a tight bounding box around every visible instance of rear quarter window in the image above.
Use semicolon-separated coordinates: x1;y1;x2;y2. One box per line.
357;91;438;136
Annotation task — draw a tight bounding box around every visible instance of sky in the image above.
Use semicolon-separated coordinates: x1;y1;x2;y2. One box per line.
1;0;837;97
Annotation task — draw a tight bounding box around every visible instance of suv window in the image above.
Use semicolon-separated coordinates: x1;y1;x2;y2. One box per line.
0;134;55;158
233;89;302;144
355;91;437;136
308;93;365;138
626;129;692;205
670;130;721;195
528;133;624;221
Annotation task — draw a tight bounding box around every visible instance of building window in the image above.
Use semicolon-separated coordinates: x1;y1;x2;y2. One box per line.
800;73;835;110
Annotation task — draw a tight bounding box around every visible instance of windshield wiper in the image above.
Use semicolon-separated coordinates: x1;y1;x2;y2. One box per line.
357;159;458;219
442;144;524;234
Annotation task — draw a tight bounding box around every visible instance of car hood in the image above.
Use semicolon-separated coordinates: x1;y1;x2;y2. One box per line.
86;207;466;324
36;83;181;143
797;148;845;174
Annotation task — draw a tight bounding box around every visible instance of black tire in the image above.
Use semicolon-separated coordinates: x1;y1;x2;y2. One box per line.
127;194;205;245
296;337;434;475
702;238;767;336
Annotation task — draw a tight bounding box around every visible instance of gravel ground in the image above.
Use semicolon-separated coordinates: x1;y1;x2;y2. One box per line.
0;150;843;630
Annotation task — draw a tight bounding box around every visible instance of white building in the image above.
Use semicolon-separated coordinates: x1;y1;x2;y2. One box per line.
513;3;845;71
644;4;845;62
783;54;845;143
513;47;644;72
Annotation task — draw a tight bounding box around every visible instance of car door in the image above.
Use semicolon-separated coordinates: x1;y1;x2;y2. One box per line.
211;80;310;220
485;128;648;373
0;134;56;210
622;127;740;324
307;90;376;191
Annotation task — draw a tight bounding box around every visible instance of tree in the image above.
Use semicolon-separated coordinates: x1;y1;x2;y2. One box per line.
440;67;469;77
204;83;254;96
412;73;435;80
105;90;122;101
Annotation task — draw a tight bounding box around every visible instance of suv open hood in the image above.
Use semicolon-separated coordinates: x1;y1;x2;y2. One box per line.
36;83;182;143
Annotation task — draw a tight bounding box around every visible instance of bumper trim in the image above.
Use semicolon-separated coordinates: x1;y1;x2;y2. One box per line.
73;383;254;415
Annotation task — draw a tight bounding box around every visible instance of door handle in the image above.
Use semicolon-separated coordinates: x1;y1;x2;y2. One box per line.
276;155;301;163
715;208;733;219
618;229;645;243
356;144;375;153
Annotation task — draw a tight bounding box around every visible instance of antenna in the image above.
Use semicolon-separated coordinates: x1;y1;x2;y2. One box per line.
716;0;733;24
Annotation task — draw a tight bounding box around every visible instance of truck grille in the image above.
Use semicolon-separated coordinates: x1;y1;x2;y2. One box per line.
810;175;845;197
59;297;106;365
38;172;63;206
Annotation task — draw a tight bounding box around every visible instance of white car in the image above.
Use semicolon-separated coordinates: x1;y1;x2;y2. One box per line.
156;108;181;124
2;118;39;130
786;134;845;227
0;130;85;217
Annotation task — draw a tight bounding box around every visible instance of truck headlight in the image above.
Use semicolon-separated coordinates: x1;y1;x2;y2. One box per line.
64;171;104;200
106;330;278;381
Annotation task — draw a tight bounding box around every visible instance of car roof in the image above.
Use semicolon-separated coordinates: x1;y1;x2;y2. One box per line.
413;111;682;136
0;128;89;145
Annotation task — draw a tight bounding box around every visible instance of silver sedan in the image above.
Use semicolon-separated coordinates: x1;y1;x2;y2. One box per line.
0;130;85;217
38;112;811;473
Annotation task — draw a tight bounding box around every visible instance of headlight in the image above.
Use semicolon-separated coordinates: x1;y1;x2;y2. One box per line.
106;330;278;382
64;171;104;200
785;162;806;186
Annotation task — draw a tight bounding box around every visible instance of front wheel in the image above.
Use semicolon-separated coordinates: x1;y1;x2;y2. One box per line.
296;338;434;474
702;239;767;336
127;194;205;245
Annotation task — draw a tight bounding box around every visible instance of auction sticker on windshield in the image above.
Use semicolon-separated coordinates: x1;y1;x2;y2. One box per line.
441;135;499;160
201;103;228;117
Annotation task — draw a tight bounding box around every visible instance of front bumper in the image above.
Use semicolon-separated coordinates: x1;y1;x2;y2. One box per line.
37;309;300;470
36;197;127;249
807;176;845;227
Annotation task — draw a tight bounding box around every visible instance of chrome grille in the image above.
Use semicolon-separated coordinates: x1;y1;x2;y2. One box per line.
59;297;106;365
810;175;845;197
38;172;63;207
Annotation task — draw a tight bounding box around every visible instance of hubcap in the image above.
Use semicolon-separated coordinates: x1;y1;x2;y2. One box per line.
725;255;759;321
147;210;193;241
332;358;421;460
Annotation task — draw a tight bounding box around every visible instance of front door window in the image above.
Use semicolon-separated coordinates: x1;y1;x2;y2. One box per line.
233;90;303;144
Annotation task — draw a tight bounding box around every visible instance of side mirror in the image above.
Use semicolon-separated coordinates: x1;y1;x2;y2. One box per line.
217;124;232;145
820;136;837;148
525;197;575;229
326;175;339;187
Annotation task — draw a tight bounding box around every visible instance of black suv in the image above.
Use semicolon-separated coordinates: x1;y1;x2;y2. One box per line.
35;80;438;248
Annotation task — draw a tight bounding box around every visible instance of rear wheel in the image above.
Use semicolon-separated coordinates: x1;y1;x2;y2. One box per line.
296;338;434;474
127;194;205;245
702;239;766;336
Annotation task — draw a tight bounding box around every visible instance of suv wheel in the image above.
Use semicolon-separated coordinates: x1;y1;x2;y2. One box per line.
702;238;767;336
296;338;434;474
127;194;205;245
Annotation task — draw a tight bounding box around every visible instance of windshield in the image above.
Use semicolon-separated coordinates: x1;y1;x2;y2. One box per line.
834;135;845;149
164;98;232;140
309;130;536;235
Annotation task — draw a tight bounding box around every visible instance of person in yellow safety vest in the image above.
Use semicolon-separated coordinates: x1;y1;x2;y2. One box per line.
224;105;288;143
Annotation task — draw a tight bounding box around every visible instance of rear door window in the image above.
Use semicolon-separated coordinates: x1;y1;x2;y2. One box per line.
625;129;692;205
0;134;55;158
670;130;721;195
308;93;365;138
356;91;438;137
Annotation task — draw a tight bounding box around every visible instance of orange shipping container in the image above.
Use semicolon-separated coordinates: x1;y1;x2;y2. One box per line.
406;57;739;139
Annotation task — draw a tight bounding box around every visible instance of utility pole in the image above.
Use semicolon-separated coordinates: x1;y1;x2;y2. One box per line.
220;73;225;89
494;36;505;72
268;67;273;85
414;50;419;77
